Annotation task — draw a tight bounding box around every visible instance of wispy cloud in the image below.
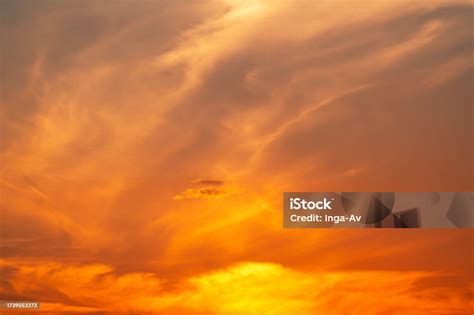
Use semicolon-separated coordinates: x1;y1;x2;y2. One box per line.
0;0;472;314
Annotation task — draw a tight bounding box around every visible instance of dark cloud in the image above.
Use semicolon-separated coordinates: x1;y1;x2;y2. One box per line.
191;179;224;186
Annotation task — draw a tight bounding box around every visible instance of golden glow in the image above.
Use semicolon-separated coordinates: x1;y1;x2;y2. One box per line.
1;0;472;314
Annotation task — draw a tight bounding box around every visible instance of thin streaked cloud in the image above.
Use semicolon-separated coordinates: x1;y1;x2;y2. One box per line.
0;0;472;314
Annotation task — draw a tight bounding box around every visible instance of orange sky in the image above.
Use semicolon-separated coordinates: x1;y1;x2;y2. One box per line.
0;0;473;314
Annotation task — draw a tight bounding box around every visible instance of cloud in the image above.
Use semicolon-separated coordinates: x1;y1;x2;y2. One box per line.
1;260;472;315
173;179;236;200
0;260;163;314
174;186;238;200
191;179;224;186
0;1;472;314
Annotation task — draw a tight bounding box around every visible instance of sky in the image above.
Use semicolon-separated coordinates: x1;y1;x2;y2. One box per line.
0;0;473;314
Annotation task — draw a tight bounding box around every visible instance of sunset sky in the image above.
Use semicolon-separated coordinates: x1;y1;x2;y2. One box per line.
0;0;473;314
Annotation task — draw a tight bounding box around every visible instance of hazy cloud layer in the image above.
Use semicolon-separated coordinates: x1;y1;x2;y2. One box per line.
0;260;472;314
1;0;473;314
